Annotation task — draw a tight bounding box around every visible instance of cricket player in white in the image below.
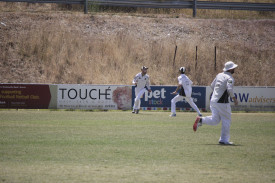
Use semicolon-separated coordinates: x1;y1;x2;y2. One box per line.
132;66;152;114
170;67;202;117
193;61;239;145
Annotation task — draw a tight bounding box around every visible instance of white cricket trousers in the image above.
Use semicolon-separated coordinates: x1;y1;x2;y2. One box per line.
171;95;201;116
133;88;147;110
202;102;232;143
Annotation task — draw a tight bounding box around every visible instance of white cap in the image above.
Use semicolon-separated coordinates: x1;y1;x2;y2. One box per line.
223;61;238;72
179;67;185;73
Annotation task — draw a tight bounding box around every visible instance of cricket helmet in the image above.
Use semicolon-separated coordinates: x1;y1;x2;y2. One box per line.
179;67;185;74
141;66;148;70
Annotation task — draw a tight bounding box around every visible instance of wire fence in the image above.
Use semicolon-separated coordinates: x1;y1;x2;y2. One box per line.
0;0;274;16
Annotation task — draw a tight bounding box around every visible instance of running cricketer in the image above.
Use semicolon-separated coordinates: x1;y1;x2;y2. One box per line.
132;66;152;114
193;61;239;145
170;67;202;117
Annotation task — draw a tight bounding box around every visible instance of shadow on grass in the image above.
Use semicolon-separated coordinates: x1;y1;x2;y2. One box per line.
203;143;243;147
131;113;155;116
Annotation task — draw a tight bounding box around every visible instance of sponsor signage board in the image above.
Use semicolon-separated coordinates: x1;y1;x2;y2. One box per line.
132;86;206;110
205;86;275;111
0;84;51;109
1;83;274;111
57;84;132;110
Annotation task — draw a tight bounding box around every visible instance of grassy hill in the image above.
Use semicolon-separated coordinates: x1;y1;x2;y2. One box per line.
0;2;274;86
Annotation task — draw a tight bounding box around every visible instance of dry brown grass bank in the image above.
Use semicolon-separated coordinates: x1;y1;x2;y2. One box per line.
0;3;274;86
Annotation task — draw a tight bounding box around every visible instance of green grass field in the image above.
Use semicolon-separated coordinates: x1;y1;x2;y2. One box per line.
0;110;274;183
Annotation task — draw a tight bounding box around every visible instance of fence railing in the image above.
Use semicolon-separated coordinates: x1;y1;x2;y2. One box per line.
1;0;275;16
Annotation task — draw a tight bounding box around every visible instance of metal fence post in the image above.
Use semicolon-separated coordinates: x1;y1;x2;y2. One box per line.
84;0;88;14
214;46;217;70
193;0;197;17
195;46;198;70
173;45;178;67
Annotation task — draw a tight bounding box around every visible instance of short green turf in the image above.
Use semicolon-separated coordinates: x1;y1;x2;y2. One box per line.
0;110;274;183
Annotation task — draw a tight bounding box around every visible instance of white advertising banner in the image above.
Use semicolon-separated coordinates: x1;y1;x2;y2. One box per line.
57;85;132;110
206;86;275;111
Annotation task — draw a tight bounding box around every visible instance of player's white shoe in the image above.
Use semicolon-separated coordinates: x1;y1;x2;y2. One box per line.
169;113;176;117
132;109;136;114
219;141;234;145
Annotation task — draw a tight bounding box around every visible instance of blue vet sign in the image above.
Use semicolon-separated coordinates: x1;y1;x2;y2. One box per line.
132;86;206;109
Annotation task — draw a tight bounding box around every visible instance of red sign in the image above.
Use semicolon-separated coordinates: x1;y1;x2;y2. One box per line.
0;84;51;109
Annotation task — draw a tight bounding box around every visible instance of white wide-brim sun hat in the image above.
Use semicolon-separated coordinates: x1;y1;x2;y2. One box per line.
223;61;238;72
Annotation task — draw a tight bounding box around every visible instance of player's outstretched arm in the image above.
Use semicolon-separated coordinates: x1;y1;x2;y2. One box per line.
171;84;181;95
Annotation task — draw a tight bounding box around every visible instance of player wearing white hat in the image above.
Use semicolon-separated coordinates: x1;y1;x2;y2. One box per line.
170;67;202;117
132;66;152;114
193;61;239;145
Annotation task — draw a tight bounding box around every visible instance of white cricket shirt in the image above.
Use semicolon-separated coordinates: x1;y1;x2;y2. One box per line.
210;71;235;103
133;72;151;90
178;74;193;97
